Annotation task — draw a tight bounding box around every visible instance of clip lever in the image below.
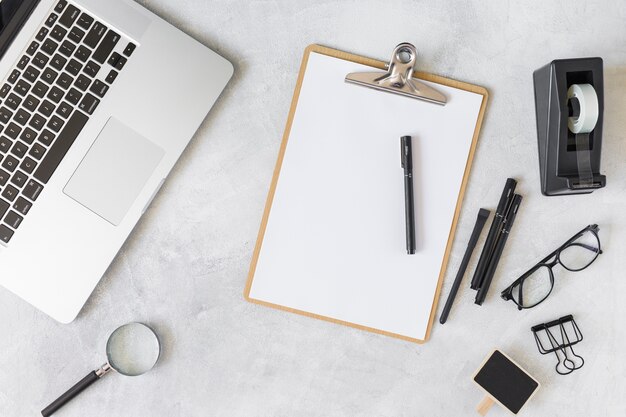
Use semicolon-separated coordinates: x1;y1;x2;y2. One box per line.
345;43;447;105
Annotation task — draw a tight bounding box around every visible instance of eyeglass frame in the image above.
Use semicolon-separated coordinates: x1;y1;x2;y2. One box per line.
501;224;602;310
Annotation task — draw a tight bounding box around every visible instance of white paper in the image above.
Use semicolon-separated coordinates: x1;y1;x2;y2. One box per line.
249;52;483;340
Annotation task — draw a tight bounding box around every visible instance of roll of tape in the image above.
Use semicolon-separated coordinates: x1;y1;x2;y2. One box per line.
567;84;599;134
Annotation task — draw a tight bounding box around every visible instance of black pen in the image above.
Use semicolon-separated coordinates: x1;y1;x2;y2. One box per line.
401;136;416;254
470;178;517;290
440;208;490;324
475;194;522;305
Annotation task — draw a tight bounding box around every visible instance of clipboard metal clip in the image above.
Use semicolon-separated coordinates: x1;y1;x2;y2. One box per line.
345;43;447;105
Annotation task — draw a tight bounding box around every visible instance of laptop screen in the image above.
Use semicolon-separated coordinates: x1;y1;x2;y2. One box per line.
0;0;40;59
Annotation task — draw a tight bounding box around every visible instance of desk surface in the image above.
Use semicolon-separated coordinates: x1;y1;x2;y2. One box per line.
1;1;625;416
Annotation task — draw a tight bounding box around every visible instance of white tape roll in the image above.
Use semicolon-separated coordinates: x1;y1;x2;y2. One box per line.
567;83;599;134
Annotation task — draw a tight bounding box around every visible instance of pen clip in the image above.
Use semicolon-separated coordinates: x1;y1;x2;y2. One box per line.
401;136;410;169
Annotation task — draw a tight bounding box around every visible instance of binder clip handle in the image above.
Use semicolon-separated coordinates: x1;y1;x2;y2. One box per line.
386;43;418;89
345;42;447;105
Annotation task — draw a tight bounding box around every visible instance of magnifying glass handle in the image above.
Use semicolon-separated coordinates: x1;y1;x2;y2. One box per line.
41;364;111;417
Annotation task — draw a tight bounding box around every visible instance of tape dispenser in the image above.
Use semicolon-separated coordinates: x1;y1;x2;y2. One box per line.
533;58;606;196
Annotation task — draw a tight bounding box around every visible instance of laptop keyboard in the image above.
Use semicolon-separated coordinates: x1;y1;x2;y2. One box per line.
0;0;137;245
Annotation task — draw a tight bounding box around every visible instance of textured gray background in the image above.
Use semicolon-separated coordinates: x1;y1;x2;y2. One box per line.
1;0;625;416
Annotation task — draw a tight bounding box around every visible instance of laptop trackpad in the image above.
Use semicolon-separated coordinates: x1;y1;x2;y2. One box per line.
64;118;165;226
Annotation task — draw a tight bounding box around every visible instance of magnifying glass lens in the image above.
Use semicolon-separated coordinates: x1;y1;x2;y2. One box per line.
106;322;161;376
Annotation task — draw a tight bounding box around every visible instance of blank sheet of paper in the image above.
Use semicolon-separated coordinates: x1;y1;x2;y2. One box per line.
248;51;484;341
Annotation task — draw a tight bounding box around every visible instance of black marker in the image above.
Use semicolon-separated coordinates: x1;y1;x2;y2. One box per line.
470;178;517;290
401;136;416;254
475;194;522;305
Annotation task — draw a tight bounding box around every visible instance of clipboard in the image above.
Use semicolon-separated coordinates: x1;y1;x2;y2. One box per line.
244;44;488;343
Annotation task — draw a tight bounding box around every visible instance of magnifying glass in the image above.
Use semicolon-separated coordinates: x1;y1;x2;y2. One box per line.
42;322;161;417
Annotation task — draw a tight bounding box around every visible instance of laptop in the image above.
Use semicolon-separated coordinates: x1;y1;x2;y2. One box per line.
0;0;233;322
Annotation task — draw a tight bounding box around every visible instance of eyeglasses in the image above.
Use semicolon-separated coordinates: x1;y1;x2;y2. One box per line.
501;224;602;310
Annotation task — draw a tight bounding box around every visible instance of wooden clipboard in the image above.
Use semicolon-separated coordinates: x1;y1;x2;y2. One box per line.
244;44;488;344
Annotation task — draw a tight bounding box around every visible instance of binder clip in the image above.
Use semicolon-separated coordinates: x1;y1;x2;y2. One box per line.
345;43;447;105
533;58;606;196
531;315;584;375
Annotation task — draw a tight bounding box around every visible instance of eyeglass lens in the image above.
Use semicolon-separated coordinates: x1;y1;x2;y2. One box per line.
512;266;553;307
511;228;600;308
558;229;600;271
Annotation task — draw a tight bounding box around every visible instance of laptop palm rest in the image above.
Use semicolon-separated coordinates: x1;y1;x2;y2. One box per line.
64;118;165;226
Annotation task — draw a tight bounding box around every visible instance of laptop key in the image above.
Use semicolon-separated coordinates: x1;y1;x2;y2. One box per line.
0;169;8;186
50;25;68;42
29;143;46;160
17;55;30;70
5;94;22;110
24;66;41;83
47;116;65;133
54;0;67;13
2;184;18;201
38;130;56;146
21;127;37;144
33;81;49;98
0;137;11;153
78;93;99;115
0;224;14;243
15;109;31;126
75;46;91;63
2;155;17;172
56;73;74;90
0;107;13;123
0;200;9;219
5;123;21;139
29;114;46;131
42;39;59;56
34;111;88;184
35;27;49;42
47;86;64;103
77;13;94;30
65;59;82;76
93;30;120;64
38;100;55;117
56;102;73;118
65;88;82;105
50;54;68;71
10;142;27;159
26;41;39;56
84;22;107;49
14;197;33;215
83;60;100;77
10;170;27;188
42;68;59;84
23;95;40;112
59;41;76;57
123;43;136;57
4;211;23;229
45;13;59;28
33;52;49;69
22;179;44;201
0;84;10;98
107;52;121;67
8;69;20;84
74;74;91;91
59;4;81;28
89;80;108;98
68;27;85;44
14;80;31;96
105;69;118;84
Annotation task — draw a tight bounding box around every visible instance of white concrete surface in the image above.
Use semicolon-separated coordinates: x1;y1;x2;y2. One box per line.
1;1;625;416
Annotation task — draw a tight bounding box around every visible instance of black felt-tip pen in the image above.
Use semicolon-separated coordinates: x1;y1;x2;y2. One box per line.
401;136;416;255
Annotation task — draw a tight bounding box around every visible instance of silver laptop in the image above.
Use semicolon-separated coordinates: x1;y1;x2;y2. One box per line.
0;0;233;322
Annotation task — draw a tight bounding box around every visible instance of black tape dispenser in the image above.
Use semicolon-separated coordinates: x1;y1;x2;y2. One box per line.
533;58;606;196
